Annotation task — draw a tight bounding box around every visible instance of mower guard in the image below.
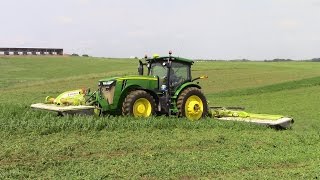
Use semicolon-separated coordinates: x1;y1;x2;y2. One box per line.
216;116;293;129
31;103;95;116
210;107;294;129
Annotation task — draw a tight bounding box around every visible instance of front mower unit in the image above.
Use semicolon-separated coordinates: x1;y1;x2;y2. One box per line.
31;103;95;116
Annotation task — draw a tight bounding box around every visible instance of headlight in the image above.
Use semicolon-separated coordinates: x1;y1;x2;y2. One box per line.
99;80;115;86
99;80;116;104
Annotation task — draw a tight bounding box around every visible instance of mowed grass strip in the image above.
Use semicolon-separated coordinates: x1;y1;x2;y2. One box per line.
210;75;320;97
0;56;137;88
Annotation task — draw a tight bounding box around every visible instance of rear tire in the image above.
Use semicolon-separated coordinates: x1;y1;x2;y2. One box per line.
122;90;156;117
177;87;208;120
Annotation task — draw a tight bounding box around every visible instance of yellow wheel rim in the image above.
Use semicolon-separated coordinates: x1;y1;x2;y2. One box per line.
185;95;204;121
133;98;152;117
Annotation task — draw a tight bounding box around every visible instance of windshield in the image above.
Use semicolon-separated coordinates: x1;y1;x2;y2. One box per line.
149;62;167;77
149;61;191;89
149;62;189;78
171;62;189;81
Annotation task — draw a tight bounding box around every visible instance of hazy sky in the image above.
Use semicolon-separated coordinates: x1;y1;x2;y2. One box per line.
1;0;320;60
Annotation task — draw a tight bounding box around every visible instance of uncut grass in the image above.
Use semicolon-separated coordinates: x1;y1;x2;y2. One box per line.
1;56;320;178
0;104;260;135
1;122;319;179
1;86;320;178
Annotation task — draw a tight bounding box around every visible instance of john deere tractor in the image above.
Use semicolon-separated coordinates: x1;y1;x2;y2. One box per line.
31;52;293;128
32;52;207;120
87;52;208;120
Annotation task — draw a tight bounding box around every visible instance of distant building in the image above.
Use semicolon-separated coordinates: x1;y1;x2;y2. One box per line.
0;47;63;56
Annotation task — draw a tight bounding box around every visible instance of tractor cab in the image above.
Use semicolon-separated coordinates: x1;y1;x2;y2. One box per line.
135;52;207;119
139;52;194;92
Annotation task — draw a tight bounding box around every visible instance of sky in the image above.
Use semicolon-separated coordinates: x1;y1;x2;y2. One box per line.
0;0;320;60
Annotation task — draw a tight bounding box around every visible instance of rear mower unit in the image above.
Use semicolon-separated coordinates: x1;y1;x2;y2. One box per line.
31;52;293;129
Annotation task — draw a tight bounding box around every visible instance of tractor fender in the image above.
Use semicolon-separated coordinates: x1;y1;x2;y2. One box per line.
142;89;160;105
117;85;140;109
173;82;201;98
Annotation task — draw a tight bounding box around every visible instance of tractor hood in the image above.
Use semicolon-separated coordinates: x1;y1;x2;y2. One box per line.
98;77;117;86
99;75;157;83
98;75;159;108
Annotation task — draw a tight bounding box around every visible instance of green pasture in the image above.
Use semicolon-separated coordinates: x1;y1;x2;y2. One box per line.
0;56;319;179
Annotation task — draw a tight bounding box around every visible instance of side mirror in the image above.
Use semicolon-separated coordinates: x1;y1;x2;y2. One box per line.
138;60;144;75
192;75;208;82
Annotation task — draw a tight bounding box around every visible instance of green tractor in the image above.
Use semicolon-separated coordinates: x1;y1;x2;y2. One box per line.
31;52;293;128
87;52;208;120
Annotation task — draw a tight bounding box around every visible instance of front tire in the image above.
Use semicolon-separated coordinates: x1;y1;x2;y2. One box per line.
177;87;208;120
122;90;156;117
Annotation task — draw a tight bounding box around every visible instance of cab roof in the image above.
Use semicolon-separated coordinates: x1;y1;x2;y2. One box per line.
146;56;194;65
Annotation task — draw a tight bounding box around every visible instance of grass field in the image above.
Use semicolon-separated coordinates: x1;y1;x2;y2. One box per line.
1;56;320;179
